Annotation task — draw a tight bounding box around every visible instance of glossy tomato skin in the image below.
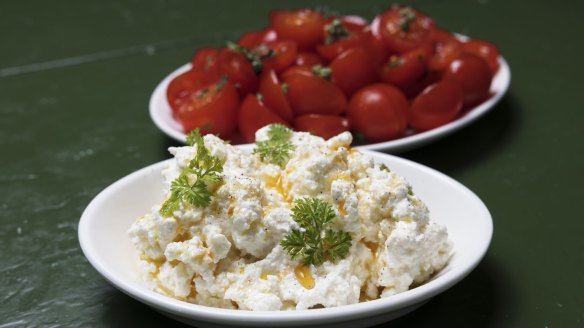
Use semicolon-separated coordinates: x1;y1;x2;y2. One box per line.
443;53;492;107
167;69;214;113
295;52;325;66
380;46;431;88
238;28;278;49
428;30;462;72
316;16;368;61
218;48;259;98
461;39;500;74
261;40;298;73
378;5;435;54
175;79;240;137
294;114;350;140
399;70;441;99
367;16;392;65
271;9;325;50
259;69;293;122
238;94;290;142
348;83;409;142
409;80;463;131
191;48;220;78
281;66;347;116
330;47;379;97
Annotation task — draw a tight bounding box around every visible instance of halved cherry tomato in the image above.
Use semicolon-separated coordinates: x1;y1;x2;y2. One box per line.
238;94;290;142
294;114;350;140
317;31;368;61
191;48;220;78
259;69;293;122
428;32;462;72
295;52;325;66
461;39;500;74
281;65;347;116
367;16;392;65
217;48;258;98
330;47;379;97
259;40;298;73
238;28;278;49
380;46;431;88
409;80;463;131
443;53;492;107
316;16;368;61
271;9;325;50
378;5;435;53
167;69;214;113
348;83;408;142
175;78;240;136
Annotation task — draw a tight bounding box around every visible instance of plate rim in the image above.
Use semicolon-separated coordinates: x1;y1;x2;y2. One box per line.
78;150;493;325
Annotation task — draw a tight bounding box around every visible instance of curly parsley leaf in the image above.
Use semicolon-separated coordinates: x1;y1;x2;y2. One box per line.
160;129;224;216
281;198;352;266
253;124;295;167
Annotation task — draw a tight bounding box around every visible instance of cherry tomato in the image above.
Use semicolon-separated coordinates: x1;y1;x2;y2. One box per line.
428;33;462;72
316;16;368;61
295;52;325;66
167;69;214;113
409;80;463;131
259;69;293;122
317;31;368;61
259;40;298;73
330;47;379;97
367;16;392;65
400;70;441;99
191;48;220;78
443;53;492;107
348;84;408;142
378;5;435;53
281;65;347;116
217;48;258;98
238;28;278;49
380;46;431;88
238;94;290;142
271;9;325;50
294;114;350;140
461;39;500;74
175;78;240;136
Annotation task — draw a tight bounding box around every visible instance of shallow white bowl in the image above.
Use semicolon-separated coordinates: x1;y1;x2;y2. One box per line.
149;55;510;153
78;150;493;328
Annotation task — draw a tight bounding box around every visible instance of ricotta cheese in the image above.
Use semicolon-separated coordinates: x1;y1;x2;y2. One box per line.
128;127;452;310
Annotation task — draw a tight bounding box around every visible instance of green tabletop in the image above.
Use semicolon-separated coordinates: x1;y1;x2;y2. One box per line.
1;1;583;327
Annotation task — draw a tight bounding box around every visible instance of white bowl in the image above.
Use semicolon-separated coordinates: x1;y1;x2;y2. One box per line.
78;150;492;327
149;53;510;153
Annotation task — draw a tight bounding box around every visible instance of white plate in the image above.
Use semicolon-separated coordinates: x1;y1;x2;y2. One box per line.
78;150;492;328
150;55;509;153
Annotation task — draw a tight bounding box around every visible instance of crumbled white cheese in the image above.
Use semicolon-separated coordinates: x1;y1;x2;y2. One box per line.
128;127;452;310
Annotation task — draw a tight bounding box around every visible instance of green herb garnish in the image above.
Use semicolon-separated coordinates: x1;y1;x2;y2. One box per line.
324;18;350;44
227;41;274;75
281;198;352;266
253;124;295;167
399;7;417;32
380;163;391;172
160;129;224;216
312;64;332;80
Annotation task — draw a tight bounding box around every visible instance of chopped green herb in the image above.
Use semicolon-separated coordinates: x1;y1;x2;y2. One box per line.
281;83;289;94
399;7;417;32
389;56;403;68
380;163;391;172
312;64;332;80
281;198;352;266
407;185;414;196
253;124;295;167
324;18;350;44
161;129;224;216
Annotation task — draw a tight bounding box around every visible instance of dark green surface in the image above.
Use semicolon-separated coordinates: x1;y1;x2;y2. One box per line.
1;1;583;327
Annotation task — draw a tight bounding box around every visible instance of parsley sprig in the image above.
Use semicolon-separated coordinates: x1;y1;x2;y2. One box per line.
253;124;295;167
281;198;352;266
160;129;224;216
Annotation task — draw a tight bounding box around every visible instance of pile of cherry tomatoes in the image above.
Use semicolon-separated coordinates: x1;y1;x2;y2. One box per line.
166;5;500;143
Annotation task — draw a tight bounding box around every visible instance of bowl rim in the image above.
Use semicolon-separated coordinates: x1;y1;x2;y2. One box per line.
78;150;493;325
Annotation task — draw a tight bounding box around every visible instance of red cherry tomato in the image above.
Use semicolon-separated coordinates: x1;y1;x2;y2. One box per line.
428;33;462;72
191;48;220;78
380;46;431;88
271;9;325;50
238;94;290;142
260;40;298;73
378;5;435;53
316;16;368;61
295;52;325;66
316;31;368;61
281;66;347;116
166;69;214;113
348;84;408;142
175;78;240;136
259;69;293;122
217;48;258;98
409;80;463;131
330;47;379;97
238;28;278;49
399;70;441;99
294;114;350;140
443;53;492;107
461;39;500;74
367;16;392;65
